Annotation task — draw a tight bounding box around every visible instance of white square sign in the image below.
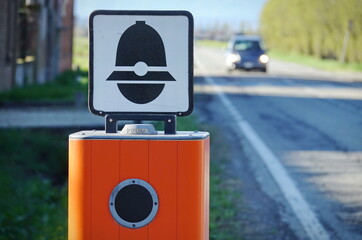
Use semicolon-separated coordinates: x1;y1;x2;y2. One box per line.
89;10;193;116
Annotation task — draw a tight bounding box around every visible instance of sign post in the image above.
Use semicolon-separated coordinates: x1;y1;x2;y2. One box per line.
68;10;210;240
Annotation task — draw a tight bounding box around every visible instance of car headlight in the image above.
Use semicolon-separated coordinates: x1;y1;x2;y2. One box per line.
228;53;241;63
259;54;269;64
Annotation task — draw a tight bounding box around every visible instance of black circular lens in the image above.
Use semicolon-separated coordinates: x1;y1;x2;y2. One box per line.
114;184;153;223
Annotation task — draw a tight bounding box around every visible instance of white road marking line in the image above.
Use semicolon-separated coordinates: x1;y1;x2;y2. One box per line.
195;59;330;240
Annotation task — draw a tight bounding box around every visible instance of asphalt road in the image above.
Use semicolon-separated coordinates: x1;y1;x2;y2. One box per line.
194;45;362;240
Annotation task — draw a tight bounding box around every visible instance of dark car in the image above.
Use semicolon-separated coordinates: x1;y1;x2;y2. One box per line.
225;35;269;72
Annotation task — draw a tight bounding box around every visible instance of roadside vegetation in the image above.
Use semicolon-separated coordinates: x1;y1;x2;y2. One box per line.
0;70;87;105
268;49;362;72
0;129;68;240
261;0;362;66
196;39;228;49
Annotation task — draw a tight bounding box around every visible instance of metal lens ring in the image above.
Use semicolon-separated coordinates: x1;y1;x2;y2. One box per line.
109;178;159;228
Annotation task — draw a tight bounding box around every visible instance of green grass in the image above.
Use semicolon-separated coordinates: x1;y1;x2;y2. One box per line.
207;127;244;239
0;129;69;240
0;70;87;104
196;39;228;49
268;49;362;72
73;36;89;71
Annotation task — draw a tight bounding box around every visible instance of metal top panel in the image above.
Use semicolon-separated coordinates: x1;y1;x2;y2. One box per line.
69;130;209;140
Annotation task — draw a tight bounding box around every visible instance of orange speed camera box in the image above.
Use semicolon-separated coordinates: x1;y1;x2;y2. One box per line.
68;130;209;240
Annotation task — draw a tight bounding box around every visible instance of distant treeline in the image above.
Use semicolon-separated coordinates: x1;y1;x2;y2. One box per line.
260;0;362;63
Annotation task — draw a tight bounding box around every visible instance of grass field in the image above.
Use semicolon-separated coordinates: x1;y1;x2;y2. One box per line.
268;49;362;72
0;70;87;104
0;128;68;240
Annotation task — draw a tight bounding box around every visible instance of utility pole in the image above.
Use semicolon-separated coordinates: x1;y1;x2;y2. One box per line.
339;20;353;63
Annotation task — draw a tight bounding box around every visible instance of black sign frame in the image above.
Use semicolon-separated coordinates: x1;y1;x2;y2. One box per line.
89;10;194;116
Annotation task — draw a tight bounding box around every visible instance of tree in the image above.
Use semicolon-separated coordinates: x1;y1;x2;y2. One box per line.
260;0;362;63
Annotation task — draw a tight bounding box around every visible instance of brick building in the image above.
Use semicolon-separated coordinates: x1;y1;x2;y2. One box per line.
0;0;74;92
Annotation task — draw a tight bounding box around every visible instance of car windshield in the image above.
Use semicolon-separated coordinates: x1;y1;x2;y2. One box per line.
233;40;261;51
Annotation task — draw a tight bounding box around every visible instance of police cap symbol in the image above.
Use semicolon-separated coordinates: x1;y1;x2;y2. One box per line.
107;21;175;104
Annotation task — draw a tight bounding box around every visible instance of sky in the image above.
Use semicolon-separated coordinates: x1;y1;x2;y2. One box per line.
75;0;267;31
